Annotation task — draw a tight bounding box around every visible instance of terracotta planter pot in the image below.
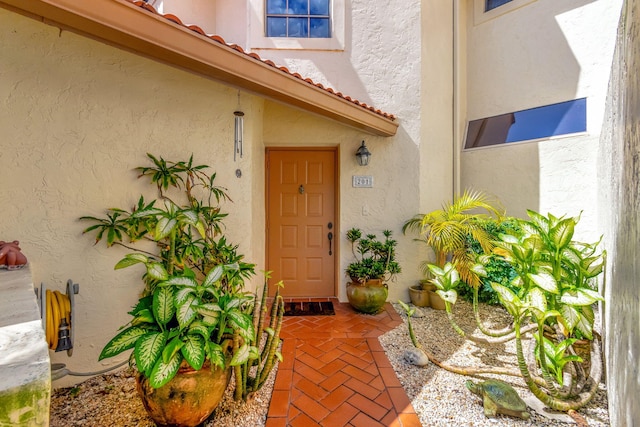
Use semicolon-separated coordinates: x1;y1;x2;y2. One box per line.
346;280;388;314
136;360;231;427
408;284;430;307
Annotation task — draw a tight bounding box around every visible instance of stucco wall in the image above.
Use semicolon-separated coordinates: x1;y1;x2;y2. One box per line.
0;9;265;386
461;0;622;241
598;0;640;424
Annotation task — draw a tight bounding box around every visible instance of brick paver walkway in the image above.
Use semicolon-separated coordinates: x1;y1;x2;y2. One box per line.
265;298;422;427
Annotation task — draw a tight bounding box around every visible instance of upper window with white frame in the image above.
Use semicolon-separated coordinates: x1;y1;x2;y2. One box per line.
266;0;331;38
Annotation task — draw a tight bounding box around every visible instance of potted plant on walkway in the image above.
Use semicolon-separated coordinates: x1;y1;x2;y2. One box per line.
402;189;503;309
81;154;283;426
345;228;401;314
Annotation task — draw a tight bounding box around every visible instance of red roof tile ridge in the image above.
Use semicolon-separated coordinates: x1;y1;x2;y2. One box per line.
126;0;395;121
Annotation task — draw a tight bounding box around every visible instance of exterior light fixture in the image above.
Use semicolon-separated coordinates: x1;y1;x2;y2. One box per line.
234;110;244;161
355;140;371;166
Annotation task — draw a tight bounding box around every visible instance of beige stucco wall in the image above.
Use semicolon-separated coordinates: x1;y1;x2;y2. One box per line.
598;0;640;423
461;0;622;241
0;9;267;386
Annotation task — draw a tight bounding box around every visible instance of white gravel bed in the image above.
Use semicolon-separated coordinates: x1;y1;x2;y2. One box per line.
379;300;610;426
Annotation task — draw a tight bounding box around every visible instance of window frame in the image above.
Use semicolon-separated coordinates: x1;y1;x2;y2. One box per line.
249;0;345;51
463;98;588;151
265;0;331;39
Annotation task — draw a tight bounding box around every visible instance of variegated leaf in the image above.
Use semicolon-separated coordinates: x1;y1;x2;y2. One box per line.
162;336;184;363
134;331;167;376
174;286;195;305
550;218;575;250
182;334;205;370
176;294;198;329
162;276;198;288
188;321;211;340
560;304;580;332
526;287;547;320
561;289;603;306
149;350;183;389
437;290;457;305
202;265;223;288
147;262;169;281
131;308;155;326
153;286;175;326
114;253;149;270
196;303;222;317
528;270;559;294
207;342;225;369
230;344;250;366
99;326;147;360
155;217;177;241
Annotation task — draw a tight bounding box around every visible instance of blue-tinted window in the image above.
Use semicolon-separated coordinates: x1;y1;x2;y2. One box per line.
486;0;513;11
266;0;331;38
464;98;587;149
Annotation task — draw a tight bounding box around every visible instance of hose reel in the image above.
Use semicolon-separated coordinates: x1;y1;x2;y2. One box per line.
36;279;79;356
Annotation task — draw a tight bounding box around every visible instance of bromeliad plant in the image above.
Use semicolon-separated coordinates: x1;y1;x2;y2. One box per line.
81;154;283;394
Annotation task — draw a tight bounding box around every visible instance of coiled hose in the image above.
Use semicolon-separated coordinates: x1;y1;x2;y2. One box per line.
45;289;71;351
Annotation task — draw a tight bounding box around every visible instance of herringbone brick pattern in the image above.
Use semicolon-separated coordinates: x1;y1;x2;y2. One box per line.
266;299;422;427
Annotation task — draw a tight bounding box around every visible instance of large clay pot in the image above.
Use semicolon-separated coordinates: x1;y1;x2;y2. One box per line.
346;280;388;314
136;360;231;427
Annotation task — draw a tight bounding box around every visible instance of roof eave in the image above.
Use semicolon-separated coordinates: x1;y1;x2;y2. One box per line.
1;0;398;137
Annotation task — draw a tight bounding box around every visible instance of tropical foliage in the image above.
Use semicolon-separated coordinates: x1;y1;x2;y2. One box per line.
81;154;283;394
409;209;605;413
402;189;504;288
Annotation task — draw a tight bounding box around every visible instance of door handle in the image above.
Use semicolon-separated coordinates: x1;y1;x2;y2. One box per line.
328;231;333;256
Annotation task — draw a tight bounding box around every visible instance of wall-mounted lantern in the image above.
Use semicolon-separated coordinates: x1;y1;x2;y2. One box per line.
355;140;371;166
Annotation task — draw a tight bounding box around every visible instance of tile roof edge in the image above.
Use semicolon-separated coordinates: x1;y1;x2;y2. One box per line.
127;0;396;121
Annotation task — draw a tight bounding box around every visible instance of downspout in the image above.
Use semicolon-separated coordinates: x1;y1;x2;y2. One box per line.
452;0;461;197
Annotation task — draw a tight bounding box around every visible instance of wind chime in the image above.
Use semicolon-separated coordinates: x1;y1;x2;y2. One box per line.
234;92;244;162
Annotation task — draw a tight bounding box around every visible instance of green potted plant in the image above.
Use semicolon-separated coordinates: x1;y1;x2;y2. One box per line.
402;189;503;309
345;228;401;313
81;154;283;426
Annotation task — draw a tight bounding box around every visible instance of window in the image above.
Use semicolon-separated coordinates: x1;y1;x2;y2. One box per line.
266;0;331;38
485;0;513;12
464;98;587;150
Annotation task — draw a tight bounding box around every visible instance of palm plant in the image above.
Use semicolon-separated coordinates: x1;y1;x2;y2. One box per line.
402;189;504;287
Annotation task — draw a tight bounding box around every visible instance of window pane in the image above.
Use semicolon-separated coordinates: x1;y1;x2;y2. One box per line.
267;17;287;37
486;0;512;11
310;0;329;15
267;0;286;14
287;17;308;37
310;18;329;38
289;0;308;14
464;98;587;149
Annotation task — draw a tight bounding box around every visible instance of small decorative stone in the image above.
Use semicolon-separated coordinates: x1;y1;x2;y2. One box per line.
403;348;430;366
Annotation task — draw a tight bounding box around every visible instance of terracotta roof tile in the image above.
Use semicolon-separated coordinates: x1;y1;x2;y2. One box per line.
128;0;395;120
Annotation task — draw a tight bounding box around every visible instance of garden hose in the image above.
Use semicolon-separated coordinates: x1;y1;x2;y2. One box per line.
45;289;72;352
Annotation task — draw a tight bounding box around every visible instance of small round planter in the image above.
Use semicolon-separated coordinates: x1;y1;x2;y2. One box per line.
409;282;435;307
346;280;388;314
136;360;231;427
